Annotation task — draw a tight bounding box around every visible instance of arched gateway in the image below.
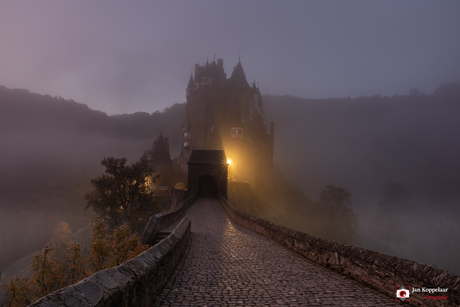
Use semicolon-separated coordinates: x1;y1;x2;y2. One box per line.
187;150;228;198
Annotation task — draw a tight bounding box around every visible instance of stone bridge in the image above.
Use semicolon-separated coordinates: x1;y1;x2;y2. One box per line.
30;196;460;307
154;198;401;306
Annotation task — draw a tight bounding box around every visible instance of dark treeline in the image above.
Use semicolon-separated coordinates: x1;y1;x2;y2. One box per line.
0;85;185;143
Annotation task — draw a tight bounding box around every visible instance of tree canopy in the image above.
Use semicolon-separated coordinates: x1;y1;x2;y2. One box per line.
2;219;146;306
85;157;156;226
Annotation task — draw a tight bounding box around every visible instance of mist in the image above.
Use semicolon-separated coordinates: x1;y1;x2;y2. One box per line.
263;83;460;274
0;132;146;277
0;88;184;285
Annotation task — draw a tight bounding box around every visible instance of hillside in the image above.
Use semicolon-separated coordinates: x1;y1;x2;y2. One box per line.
0;85;184;203
264;83;460;204
0;86;185;273
263;83;460;274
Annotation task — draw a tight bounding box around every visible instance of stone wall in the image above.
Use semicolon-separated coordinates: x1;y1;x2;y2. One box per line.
220;197;460;306
30;216;191;307
227;181;250;211
141;195;195;245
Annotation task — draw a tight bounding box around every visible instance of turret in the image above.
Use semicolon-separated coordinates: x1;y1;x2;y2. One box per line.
146;132;171;165
186;74;194;98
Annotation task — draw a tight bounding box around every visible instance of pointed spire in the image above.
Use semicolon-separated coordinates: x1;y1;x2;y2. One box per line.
229;60;250;89
186;74;194;89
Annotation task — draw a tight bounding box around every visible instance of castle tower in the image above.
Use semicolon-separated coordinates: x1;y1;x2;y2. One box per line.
177;58;274;189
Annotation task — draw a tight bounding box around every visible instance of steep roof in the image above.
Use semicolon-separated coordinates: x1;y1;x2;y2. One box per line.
228;61;250;89
150;132;171;164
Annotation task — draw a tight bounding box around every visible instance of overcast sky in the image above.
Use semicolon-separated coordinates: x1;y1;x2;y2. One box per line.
1;1;459;114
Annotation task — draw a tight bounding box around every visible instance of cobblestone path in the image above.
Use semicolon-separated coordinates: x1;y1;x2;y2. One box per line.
154;198;402;306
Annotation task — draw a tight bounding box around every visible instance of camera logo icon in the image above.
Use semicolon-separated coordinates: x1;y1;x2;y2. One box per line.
395;286;411;302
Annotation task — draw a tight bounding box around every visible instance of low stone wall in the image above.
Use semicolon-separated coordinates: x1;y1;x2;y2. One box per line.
30;216;191;307
227;181;251;211
220;197;460;306
141;195;195;245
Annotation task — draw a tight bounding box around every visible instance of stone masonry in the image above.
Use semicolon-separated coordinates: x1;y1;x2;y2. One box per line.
154;198;402;306
221;196;460;306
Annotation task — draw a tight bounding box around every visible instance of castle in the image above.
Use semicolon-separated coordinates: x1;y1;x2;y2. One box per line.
146;58;274;193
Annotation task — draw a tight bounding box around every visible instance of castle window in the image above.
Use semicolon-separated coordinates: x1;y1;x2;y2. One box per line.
250;94;261;121
201;77;213;86
231;127;244;139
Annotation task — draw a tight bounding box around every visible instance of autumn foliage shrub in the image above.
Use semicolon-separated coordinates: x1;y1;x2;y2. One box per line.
2;219;147;306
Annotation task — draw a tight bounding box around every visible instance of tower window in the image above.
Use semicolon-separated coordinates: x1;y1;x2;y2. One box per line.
231;127;244;139
201;77;213;86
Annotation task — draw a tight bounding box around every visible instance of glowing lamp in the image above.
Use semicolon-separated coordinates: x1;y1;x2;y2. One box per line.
227;158;232;166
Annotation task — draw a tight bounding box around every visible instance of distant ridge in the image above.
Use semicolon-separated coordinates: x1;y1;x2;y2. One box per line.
0;85;185;142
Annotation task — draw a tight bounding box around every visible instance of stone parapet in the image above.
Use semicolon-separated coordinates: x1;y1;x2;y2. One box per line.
29;216;191;307
220;197;460;306
141;195;195;245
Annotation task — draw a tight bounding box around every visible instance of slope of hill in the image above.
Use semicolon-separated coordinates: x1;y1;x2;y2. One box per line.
0;85;185;202
0;85;185;273
263;83;460;274
264;83;460;205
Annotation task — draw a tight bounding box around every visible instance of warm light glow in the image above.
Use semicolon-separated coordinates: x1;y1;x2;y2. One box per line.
227;158;232;165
